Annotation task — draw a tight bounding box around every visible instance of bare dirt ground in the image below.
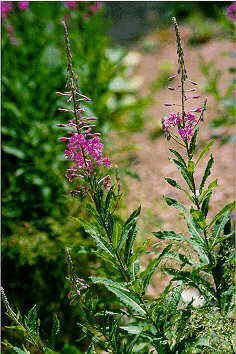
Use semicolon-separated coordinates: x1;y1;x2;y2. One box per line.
108;25;236;295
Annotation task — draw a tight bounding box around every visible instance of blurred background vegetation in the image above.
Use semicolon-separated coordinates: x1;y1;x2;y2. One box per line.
2;1;235;352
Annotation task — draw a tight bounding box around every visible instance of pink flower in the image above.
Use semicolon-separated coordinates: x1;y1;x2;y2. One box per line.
226;2;236;21
103;157;111;167
64;1;77;10
64;133;110;181
178;126;194;141
90;2;102;13
185;112;196;122
18;1;29;10
1;1;13;18
162;113;181;130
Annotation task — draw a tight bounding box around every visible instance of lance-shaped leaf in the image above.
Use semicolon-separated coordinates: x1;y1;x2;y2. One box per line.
153;230;186;241
196;140;215;165
208;201;236;229
180;166;195;192
165;178;182;190
141;244;172;291
186;214;209;264
117;206;141;252
169;148;187;168
189;127;199;159
24;305;40;336
124;224;137;264
164;197;187;214
187;160;195;174
190;208;206;230
91;277;146;316
104;186;114;214
210;212;230;250
199;153;214;194
83;223;114;258
201;192;212;217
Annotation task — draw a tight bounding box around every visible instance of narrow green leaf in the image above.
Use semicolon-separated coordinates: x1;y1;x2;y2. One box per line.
198;179;217;203
208;201;236;229
120;325;144;334
190;208;206;229
153;230;186;241
83;225;114;258
118;206;141;252
165;178;182;190
196;140;214;165
187;160;195;174
24;305;40;335
201;192;212;217
104;186;114;213
210;213;230;249
91;277;146;316
189;127;199;158
164;197;187;214
169;149;187;168
199;153;214;194
186;214;209;264
50;314;60;349
141;244;172;290
180;167;195;192
170;158;186;170
124;224;137;264
124;205;141;227
12;348;29;354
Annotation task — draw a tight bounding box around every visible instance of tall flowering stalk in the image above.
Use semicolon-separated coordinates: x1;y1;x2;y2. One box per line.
162;18;207;157
157;17;235;309
57;20;111;198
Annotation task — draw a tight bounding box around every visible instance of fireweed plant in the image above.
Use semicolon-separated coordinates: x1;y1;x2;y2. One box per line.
2;18;235;353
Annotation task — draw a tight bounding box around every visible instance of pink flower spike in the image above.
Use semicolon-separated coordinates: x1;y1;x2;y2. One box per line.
64;1;77;10
18;1;29;10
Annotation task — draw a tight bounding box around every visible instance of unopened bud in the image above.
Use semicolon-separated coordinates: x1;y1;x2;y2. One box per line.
87;117;97;121
58;137;68;142
189;80;198;86
56;123;67;127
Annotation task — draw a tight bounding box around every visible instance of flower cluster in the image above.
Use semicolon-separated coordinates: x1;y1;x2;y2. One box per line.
64;1;78;10
162;109;202;141
57;91;111;183
1;1;29;18
64;1;103;16
226;2;236;21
